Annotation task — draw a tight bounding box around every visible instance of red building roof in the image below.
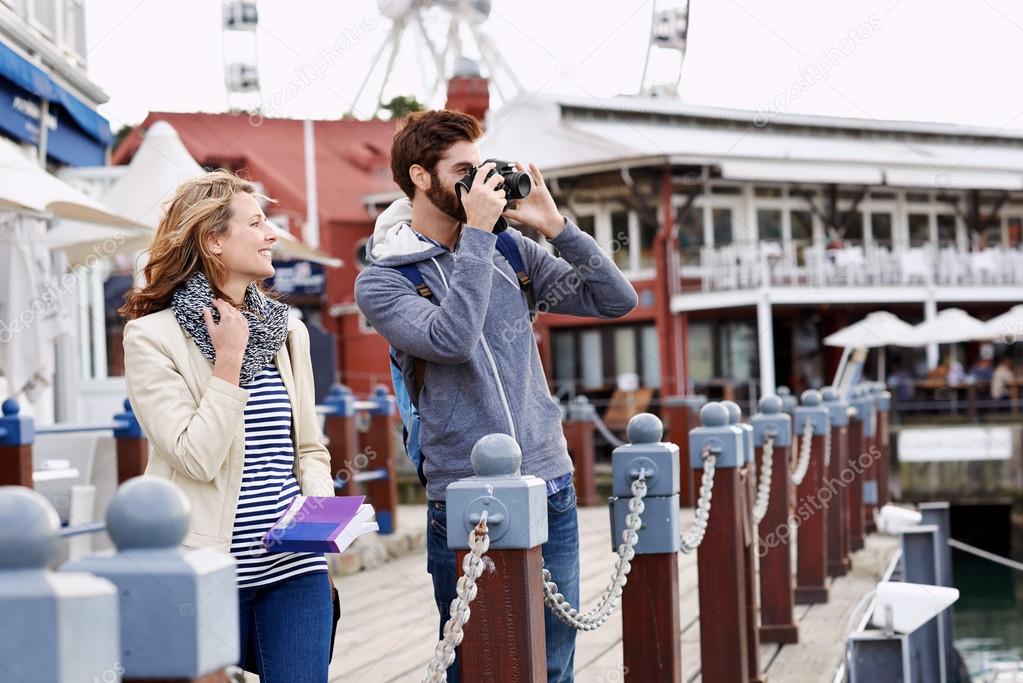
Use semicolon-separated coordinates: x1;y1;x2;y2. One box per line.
112;112;398;226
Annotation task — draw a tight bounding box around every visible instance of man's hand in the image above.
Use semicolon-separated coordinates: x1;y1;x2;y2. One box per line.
502;162;565;239
460;162;506;232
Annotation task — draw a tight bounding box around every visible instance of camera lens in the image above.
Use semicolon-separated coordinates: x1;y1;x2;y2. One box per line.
503;171;532;200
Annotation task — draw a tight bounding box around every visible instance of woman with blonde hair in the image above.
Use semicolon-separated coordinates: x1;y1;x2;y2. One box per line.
120;169;336;681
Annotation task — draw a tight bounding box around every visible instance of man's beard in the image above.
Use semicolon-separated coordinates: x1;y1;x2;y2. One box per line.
427;169;466;223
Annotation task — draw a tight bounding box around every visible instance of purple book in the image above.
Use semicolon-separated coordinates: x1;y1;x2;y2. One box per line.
262;495;378;554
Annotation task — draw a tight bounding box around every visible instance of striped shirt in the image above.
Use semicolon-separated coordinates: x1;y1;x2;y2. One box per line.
230;363;328;589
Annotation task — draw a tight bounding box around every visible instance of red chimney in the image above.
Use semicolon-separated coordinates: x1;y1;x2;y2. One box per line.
445;58;489;124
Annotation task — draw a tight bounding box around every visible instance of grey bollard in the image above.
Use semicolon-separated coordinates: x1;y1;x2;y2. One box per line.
610;413;680;554
752;396;793;449
721;400;754;467
850;386;878;504
445;434;548;550
0;486;119;682
900;525;947;683
918;503;956;681
62;476;239;679
822;386;852;576
568;395;596;421
776;386;798;416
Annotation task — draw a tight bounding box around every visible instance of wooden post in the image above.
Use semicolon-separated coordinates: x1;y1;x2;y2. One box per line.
741;464;765;683
618;414;683;683
447;433;548;683
359;386;399;535
322;384;362;497
752;396;798;644
821;388;850;578
0;399;33;487
664;396;704;507
456;546;547;681
794;391;829;605
113;399;148;484
564;397;598;506
876;389;892;507
846;402;867;553
692;402;749;683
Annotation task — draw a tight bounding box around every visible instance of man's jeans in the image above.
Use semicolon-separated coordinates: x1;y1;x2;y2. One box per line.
427;483;580;683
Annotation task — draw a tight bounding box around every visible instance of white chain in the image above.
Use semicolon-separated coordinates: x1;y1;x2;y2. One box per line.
680;446;717;554
589;411;626;448
541;473;647;631
752;435;774;525
789;418;814;486
423;517;491;683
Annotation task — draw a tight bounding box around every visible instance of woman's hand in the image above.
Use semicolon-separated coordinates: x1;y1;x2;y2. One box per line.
205;298;249;385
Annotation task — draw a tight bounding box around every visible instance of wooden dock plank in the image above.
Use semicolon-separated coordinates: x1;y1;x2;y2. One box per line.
239;505;897;682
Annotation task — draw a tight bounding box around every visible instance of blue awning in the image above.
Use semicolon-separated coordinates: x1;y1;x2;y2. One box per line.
0;41;112;147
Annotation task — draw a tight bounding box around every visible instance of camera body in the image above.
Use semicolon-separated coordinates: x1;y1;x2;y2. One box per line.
454;158;533;233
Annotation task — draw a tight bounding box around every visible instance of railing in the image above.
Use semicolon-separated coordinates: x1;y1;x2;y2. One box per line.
686;242;1023;292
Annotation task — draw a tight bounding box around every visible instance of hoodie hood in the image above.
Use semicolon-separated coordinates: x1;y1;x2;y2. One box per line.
365;197;446;267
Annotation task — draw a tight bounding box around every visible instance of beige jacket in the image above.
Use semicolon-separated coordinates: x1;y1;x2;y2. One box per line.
123;308;334;552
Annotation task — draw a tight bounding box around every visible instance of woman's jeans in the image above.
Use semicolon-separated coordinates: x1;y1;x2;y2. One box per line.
427;483;581;683
238;570;334;682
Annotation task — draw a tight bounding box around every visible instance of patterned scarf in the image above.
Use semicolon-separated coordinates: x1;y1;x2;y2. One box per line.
171;270;289;384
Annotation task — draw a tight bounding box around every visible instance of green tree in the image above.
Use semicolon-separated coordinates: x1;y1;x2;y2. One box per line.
380;95;425;120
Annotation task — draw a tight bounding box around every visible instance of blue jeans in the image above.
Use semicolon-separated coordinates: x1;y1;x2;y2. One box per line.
427;483;580;683
238;571;333;682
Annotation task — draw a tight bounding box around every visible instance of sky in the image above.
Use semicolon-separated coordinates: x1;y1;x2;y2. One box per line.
83;0;1023;134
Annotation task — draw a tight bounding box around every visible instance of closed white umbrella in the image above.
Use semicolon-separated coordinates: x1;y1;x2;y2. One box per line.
905;308;990;347
824;311;917;348
0;137;139;228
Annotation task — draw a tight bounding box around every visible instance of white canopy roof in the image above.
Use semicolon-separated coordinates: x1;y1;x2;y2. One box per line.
0;137;139;228
905;308;991;346
981;304;1023;343
82;121;340;267
824;311;917;348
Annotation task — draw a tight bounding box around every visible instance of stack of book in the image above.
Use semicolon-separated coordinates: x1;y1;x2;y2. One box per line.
262;495;378;554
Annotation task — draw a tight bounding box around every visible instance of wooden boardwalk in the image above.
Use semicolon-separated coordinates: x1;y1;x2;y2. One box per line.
249;504;897;682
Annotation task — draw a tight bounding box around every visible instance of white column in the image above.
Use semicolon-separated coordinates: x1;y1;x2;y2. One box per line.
757;289;776;396
925;293;938;369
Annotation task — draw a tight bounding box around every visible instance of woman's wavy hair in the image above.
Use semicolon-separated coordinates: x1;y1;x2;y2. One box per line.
119;169;274;320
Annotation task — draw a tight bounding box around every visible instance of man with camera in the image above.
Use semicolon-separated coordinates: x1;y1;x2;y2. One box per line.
355;109;638;682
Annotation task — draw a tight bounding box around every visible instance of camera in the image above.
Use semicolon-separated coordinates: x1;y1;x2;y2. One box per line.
455;158;532;208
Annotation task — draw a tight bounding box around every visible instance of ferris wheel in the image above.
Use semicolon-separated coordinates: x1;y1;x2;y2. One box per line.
639;1;692;97
348;0;524;118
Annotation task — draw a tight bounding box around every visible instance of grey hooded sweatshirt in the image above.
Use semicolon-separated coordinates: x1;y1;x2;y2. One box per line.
355;198;638;501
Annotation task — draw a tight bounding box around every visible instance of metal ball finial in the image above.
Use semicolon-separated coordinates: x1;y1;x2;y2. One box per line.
470;433;522;477
0;487;60;569
627;413;663;444
759;395;783;414
776;386;791;396
106;477;190;551
700;402;729;427
801;389;823;406
2;398;19;416
720;400;741;424
821;386;838;402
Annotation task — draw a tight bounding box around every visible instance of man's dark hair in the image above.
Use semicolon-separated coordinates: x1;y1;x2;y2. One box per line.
390;109;483;199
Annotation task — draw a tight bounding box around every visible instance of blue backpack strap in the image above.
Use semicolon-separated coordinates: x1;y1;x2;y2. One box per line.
393;263;433;299
494;231;536;318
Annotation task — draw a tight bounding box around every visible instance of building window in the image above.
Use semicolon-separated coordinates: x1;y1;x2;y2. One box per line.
871;212;893;248
637;209;657;270
553;331;576;388
677;203;702;265
354;237;371;270
712;207;733;246
936;214;956;247
576;214;596;239
909;213;930;246
30;0;56;36
757;208;782;243
844;210;864;245
791;209;813;264
611;210;630;270
579;330;604;389
640;325;660;389
687;322;713;384
62;0;85;59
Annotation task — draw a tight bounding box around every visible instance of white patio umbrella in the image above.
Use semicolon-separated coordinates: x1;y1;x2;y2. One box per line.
905;308;990;347
98;120;341;267
980;304;1023;344
824;311;918;381
0;137;140;228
